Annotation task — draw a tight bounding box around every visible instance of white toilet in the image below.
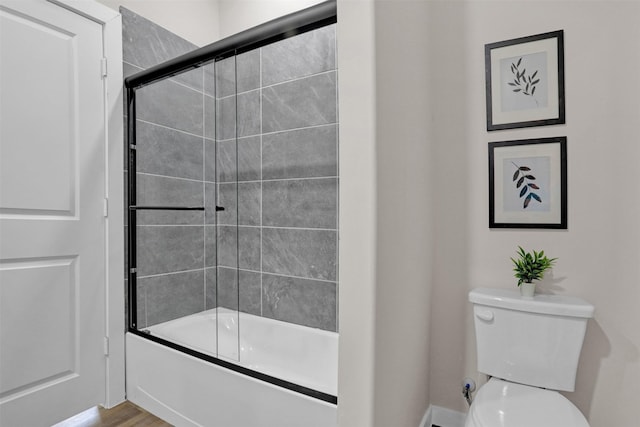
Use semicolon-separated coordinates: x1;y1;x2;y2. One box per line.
466;287;594;427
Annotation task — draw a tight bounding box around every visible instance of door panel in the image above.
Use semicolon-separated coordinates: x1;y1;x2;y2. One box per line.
0;0;106;425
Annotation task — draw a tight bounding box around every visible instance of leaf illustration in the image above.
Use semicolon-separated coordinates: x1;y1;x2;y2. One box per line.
525;175;536;180
517;177;525;188
513;89;522;92
526;83;530;92
520;186;528;197
532;86;536;95
513;170;520;181
519;166;531;171
531;79;540;85
508;82;517;86
528;183;540;189
517;57;522;67
531;193;542;202
531;70;538;79
524;193;533;209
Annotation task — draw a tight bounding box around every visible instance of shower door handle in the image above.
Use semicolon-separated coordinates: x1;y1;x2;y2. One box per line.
215;206;225;212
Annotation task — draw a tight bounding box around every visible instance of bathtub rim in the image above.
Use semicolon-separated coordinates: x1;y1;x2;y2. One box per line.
128;327;338;404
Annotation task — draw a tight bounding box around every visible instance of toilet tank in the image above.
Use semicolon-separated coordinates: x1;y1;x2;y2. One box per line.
469;288;594;392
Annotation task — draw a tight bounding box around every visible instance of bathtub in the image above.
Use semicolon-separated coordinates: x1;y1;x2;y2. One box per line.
126;308;338;427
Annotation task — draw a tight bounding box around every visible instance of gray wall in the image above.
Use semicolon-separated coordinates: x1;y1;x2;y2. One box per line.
123;8;338;332
122;7;208;329
214;25;339;331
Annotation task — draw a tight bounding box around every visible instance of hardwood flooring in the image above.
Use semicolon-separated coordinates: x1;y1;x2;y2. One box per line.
53;401;172;427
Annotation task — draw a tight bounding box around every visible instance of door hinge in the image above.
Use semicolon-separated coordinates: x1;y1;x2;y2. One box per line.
101;57;108;78
103;198;108;217
103;336;109;356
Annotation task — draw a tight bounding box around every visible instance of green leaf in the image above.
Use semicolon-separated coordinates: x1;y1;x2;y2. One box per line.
519;186;528;197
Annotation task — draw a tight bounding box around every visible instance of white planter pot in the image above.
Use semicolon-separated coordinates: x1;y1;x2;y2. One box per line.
520;282;536;298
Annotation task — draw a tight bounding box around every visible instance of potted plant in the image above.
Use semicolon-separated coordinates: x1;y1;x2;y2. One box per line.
511;246;557;297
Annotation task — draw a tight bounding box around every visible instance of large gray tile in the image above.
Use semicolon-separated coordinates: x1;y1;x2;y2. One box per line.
262;24;336;86
216;96;235;141
205;139;216;182
238;182;261;226
136;174;203;225
214;51;261;97
205;95;216;139
217;226;261;270
215;56;236;99
262;274;336;331
205;267;216;309
216;267;261;315
216;139;236;183
262;72;337;133
216;137;261;183
262;125;337;179
137;78;203;136
216;183;238;226
141;269;205;326
121;7;202;90
136;121;203;180
205;182;218;225
216;182;261;226
262;228;337;281
136;226;204;276
204;61;216;97
263;178;336;229
236;49;261;93
216;90;261;140
205;226;217;267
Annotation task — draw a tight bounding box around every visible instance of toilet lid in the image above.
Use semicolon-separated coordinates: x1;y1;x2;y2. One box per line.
466;378;590;427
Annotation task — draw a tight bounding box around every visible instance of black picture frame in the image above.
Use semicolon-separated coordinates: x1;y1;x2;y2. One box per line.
485;30;565;131
489;137;567;229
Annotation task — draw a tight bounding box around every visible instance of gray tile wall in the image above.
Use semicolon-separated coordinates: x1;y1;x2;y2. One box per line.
122;8;208;329
214;24;339;332
124;8;338;332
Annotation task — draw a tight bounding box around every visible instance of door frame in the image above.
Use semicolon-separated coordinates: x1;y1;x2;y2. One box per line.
48;0;125;409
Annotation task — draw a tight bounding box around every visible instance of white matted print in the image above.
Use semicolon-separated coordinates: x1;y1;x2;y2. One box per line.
485;30;565;131
489;137;567;229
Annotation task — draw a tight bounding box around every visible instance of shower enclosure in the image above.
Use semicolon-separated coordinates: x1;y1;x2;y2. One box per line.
125;0;338;411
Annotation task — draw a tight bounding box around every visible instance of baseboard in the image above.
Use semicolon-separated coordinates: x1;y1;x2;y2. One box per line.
419;405;466;427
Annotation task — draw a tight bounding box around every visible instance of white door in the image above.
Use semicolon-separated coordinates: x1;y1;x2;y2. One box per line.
0;0;107;425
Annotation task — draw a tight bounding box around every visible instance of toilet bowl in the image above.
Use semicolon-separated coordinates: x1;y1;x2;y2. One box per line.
467;288;594;427
465;378;589;427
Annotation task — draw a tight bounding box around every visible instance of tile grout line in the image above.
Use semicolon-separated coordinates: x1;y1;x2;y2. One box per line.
215;68;337;101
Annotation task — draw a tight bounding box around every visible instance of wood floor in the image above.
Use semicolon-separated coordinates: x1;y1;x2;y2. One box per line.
53;401;172;427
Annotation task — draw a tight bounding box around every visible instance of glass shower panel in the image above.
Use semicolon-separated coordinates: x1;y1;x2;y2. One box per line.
128;62;240;360
214;54;241;362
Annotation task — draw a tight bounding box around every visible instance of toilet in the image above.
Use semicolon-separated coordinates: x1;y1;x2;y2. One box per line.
466;287;594;427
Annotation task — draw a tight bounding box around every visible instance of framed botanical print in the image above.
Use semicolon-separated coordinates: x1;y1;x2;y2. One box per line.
489;137;567;229
485;30;565;131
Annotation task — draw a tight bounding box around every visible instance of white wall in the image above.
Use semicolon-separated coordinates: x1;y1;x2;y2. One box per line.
338;0;434;425
217;0;324;38
428;2;640;426
95;0;220;45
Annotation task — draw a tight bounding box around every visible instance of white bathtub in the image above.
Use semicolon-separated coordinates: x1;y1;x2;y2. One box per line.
126;308;338;427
